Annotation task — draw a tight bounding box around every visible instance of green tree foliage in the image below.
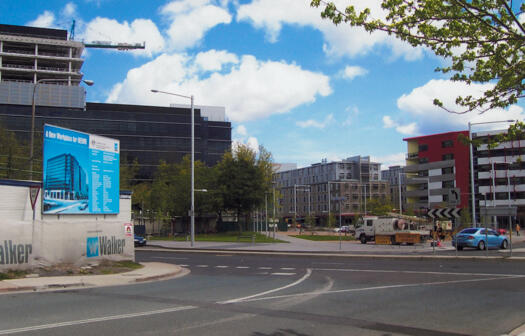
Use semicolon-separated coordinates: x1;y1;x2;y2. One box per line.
120;155;140;191
215;144;273;231
311;0;524;114
0;123;28;179
367;197;394;216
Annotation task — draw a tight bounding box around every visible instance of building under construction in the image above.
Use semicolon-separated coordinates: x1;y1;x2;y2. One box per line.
0;24;231;180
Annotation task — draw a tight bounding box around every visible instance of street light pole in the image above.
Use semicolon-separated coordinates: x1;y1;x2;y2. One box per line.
151;89;195;247
30;78;94;180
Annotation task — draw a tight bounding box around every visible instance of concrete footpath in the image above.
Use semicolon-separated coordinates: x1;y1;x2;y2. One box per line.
0;262;188;294
147;232;525;257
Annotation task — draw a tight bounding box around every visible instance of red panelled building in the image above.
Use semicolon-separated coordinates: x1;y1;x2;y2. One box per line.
404;131;470;211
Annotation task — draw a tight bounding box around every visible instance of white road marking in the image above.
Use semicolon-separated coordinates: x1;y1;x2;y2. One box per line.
196;265;209;268
314;268;524;278
219;268;312;304
238;275;525;304
236;266;249;269
280;268;295;270
215;266;229;268
271;273;296;276
0;306;196;335
258;267;272;270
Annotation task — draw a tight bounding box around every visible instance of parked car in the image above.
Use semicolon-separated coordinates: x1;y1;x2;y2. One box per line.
334;226;351;233
497;228;508;235
452;228;508;250
134;234;147;247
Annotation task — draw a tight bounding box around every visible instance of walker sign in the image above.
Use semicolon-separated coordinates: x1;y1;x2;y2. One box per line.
43;124;120;214
86;236;126;258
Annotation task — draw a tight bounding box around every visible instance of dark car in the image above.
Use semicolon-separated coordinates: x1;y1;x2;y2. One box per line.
134;234;147;247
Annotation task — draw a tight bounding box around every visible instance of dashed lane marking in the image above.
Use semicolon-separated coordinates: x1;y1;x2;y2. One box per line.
215;266;229;268
280;268;295;270
271;273;296;276
258;267;272;270
236;266;249;269
196;265;209;268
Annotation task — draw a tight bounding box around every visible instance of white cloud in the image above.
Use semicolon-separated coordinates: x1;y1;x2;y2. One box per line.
27;11;56;28
82;17;165;57
236;0;424;61
194;50;239;72
108;52;332;123
371;152;406;168
61;2;77;17
381;79;524;137
382;115;418;135
395;79;525;134
296;114;334;129
247;136;259;152
342;105;359;126
236;125;247;136
161;0;232;51
341;66;368;80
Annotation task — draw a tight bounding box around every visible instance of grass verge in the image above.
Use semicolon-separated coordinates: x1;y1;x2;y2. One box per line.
149;232;287;243
290;235;355;241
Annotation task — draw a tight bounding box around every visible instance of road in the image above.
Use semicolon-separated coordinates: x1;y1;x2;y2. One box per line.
1;250;525;335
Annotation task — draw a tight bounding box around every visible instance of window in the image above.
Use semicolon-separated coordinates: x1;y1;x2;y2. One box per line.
442;140;454;148
442;153;454;160
443;180;454;188
419;144;428;152
419;157;429;164
442;167;453;174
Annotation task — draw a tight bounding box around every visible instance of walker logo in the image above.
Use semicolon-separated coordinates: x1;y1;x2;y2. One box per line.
0;240;32;265
86;236;126;258
86;237;99;258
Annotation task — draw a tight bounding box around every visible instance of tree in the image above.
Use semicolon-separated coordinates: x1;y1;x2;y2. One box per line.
215;144;273;232
367;197;394;216
311;0;524;114
0;122;26;180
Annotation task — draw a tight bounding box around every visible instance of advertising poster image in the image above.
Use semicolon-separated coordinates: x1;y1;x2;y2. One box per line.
43;124;120;214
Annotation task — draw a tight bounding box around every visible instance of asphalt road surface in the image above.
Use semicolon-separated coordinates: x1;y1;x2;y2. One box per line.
1;251;525;336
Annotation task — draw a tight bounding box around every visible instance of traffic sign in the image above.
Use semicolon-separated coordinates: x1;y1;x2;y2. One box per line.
427;208;461;219
29;186;40;211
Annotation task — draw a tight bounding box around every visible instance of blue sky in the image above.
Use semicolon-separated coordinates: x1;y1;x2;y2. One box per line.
2;0;524;168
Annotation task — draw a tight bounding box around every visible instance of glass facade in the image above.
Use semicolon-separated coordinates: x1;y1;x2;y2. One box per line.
0;102;231;179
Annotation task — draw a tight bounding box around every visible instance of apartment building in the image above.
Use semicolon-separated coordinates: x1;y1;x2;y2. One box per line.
404;131;470;212
274;156;389;224
381;165;406;212
472;129;525;226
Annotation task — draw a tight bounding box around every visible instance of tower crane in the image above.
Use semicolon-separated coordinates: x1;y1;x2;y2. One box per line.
69;20;146;50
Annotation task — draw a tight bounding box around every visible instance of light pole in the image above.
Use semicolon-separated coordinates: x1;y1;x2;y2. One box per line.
30;78;94;180
151;89;195;247
327;181;347;227
468;119;514;227
293;184;310;231
488;160;514;256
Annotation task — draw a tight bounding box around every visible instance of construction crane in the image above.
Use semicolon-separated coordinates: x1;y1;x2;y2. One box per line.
69;20;146;50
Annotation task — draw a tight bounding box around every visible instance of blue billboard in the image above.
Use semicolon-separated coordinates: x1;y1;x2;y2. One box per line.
43;124;120;214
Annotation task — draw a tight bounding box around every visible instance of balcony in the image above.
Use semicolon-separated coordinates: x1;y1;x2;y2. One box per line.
406;152;419;160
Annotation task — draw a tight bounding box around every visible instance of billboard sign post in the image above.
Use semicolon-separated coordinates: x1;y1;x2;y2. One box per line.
42;124;120;214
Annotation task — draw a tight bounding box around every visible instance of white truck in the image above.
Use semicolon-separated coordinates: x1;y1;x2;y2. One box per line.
355;216;431;245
